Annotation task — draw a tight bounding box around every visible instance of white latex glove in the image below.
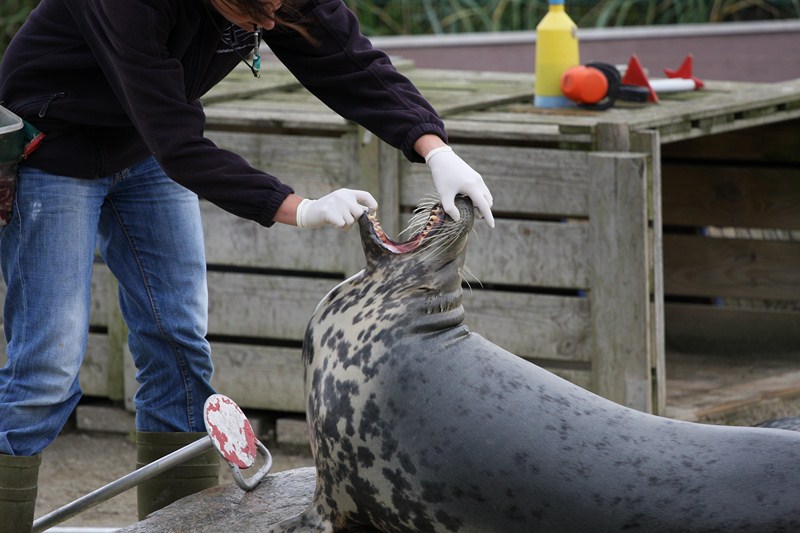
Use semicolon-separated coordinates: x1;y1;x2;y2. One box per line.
425;146;495;228
296;188;378;230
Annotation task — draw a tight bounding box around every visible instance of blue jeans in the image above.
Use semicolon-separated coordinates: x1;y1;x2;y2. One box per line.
0;157;216;455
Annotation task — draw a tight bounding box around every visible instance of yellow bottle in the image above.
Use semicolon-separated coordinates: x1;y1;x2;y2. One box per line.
534;0;580;107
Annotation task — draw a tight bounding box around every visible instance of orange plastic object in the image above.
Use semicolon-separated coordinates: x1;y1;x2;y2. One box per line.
561;65;609;105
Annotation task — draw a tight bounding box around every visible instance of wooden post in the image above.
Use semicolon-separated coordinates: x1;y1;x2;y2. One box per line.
357;126;401;239
632;130;666;415
588;152;653;412
105;275;127;403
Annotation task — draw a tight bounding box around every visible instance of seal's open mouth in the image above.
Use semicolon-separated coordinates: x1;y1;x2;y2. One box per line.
366;204;445;254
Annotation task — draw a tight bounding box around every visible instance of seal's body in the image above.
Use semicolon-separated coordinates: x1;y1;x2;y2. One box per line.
270;196;800;532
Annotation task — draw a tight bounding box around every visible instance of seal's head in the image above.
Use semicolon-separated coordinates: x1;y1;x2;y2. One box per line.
357;194;475;295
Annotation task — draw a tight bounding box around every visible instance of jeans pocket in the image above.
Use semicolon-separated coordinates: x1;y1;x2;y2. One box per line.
0;161;17;226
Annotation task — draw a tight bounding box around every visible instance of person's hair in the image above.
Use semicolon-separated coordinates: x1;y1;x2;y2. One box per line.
217;0;313;40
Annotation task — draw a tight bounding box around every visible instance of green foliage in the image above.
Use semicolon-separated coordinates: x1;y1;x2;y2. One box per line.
345;0;800;35
1;0;798;55
1;0;38;56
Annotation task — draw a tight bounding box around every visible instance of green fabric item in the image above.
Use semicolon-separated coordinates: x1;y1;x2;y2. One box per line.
0;453;41;533
135;432;220;520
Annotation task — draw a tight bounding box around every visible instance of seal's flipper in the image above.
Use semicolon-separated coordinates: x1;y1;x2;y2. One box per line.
267;506;334;533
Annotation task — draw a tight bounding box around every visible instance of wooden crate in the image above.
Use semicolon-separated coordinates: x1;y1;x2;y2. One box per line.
195;64;662;414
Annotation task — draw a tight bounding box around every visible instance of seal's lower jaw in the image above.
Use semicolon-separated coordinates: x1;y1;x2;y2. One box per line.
365;205;445;254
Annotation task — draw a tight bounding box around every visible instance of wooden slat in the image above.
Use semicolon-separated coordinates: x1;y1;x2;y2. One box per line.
207;272;338;340
662;164;800;229
633;130;667;415
399;214;590;289
204;130;360;198
82;334;114;397
401;144;592;217
200;64;302;105
588;153;653;411
443;114;590;144
0;328;112;398
463;290;591;362
0;262;113;327
665;302;800;355
662;118;800;164
663;233;800;300
201;202;364;274
206;272;592;356
210;343;305;412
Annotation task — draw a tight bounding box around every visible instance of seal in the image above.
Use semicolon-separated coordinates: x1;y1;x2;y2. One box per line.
269;195;800;532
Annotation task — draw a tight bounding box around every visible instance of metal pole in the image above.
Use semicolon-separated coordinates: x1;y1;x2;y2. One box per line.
32;437;214;533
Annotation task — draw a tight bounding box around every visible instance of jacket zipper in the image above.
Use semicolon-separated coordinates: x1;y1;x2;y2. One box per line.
38;92;66;118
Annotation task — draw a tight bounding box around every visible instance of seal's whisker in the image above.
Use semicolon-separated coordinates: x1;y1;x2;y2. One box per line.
460;265;482;289
400;193;440;238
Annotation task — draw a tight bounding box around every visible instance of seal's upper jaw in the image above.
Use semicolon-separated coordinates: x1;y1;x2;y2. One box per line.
358;195;474;256
361;205;443;254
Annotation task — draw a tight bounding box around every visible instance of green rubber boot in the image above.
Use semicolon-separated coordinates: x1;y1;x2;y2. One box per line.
135;431;220;520
0;453;41;533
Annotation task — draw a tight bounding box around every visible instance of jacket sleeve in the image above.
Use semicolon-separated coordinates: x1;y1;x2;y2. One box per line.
67;0;293;227
263;0;448;163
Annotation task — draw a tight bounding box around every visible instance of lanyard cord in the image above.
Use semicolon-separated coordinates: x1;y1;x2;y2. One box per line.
203;2;262;78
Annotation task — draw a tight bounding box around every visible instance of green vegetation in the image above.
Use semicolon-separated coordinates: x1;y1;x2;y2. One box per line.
2;0;799;54
1;0;37;56
345;0;800;35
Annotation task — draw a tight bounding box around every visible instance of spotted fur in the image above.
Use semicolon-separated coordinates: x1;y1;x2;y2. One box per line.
269;196;800;532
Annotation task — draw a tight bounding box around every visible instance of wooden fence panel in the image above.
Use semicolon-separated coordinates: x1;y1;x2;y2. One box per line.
663;234;800;301
662;164;800;230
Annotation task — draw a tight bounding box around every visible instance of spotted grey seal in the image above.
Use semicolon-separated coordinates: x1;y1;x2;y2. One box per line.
269;195;800;532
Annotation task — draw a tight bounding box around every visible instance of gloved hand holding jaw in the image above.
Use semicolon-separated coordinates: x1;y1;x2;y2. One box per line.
296;188;377;230
423;144;495;229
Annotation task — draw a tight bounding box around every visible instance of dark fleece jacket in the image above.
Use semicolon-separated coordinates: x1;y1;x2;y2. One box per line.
0;0;446;226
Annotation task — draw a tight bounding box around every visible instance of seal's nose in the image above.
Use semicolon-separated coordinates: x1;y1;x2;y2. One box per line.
453;194;475;226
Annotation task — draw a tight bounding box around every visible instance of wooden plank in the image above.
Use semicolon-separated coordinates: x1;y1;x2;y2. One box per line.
200;64;302;105
400;144;592;217
207;272;338;340
361;129;401;238
662;118;800;164
105;276;126;402
209;343;305;413
204;131;360;198
398;213;590;289
547;368;592;391
402;68;534;116
663;234;800;300
207;340;593;414
82;333;113;398
589;153;653;412
205;272;591;353
201;201;363;274
0;262;113;327
663;164;800;229
665;302;800;355
632;130;667;416
443;118;590;145
0;327;112;399
462;290;591;362
204;100;351;132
